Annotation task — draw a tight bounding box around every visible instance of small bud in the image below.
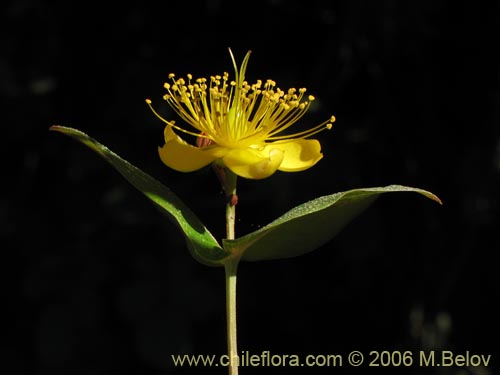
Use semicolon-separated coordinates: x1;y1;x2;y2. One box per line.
196;133;215;148
228;194;238;207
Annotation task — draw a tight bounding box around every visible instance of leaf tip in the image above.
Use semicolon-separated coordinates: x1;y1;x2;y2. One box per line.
49;125;72;135
429;193;443;205
410;187;443;205
418;189;442;205
389;185;443;206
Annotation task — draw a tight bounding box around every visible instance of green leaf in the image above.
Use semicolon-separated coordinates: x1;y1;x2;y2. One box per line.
50;125;229;266
223;185;441;262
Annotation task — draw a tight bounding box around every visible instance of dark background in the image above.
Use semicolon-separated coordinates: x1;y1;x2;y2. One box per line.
3;0;499;374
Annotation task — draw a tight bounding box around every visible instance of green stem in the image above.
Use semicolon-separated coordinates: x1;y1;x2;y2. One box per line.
225;258;239;375
224;169;239;375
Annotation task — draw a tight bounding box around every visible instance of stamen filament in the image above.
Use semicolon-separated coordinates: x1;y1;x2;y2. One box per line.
267;117;335;140
145;99;211;139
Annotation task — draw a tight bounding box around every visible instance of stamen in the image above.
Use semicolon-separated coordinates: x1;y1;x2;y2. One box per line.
145;99;211;139
266;116;335;141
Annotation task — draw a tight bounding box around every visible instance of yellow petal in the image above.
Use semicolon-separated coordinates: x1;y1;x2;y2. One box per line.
158;126;221;172
223;147;285;179
270;139;323;172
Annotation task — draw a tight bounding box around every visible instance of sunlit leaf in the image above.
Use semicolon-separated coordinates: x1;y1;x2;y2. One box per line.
50;125;230;266
223;186;441;261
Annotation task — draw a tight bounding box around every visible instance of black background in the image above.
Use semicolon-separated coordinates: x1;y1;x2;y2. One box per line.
3;0;499;374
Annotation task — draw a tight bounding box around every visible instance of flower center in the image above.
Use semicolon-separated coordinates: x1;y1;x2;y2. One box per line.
146;49;335;149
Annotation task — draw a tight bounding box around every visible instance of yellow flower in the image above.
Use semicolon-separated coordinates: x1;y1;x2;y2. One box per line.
146;49;335;179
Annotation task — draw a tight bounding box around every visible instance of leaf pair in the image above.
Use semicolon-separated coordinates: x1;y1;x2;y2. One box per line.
50;126;441;266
